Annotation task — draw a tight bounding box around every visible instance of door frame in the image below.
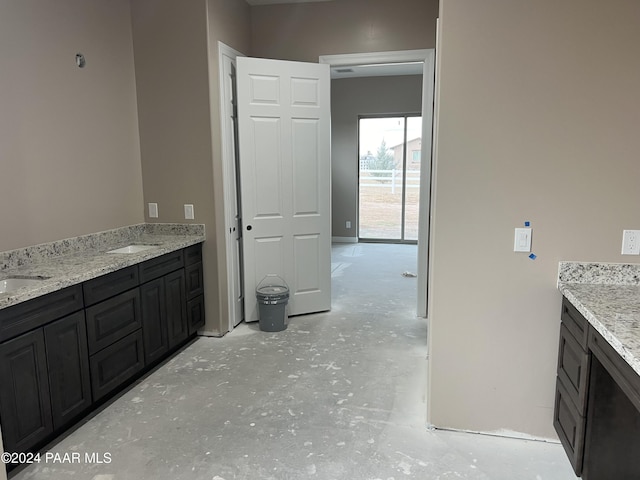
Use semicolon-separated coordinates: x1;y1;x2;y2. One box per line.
217;41;245;333
319;49;435;317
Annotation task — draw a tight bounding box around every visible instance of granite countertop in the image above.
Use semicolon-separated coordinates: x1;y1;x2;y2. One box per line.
558;262;640;377
0;223;205;311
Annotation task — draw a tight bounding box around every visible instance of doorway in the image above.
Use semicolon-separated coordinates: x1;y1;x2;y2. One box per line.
358;115;423;243
218;48;435;334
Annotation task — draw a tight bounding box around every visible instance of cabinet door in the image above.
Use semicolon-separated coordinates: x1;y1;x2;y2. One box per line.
0;329;53;452
44;311;92;430
187;295;205;335
554;378;585;475
185;262;204;300
166;270;188;348
140;277;169;365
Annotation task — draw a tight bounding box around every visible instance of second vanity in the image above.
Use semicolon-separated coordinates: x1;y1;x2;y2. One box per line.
555;262;640;479
0;224;206;471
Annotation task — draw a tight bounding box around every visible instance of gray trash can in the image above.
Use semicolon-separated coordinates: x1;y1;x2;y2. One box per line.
256;276;289;332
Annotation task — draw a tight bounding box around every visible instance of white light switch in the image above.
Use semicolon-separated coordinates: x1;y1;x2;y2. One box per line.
184;204;194;220
514;228;532;252
148;203;158;218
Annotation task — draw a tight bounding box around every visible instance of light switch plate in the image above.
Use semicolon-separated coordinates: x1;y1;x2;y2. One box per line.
148;203;158;218
184;204;194;220
514;228;532;252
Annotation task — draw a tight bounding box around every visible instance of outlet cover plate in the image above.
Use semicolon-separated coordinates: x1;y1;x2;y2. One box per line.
622;230;640;255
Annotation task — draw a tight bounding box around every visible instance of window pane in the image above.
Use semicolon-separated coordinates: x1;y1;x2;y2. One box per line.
403;116;422;241
358;117;405;239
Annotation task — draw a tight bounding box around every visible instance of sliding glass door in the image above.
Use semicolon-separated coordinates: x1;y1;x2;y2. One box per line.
358;115;423;242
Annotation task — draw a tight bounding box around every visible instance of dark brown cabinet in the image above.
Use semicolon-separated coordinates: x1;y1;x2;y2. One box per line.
166;270;187;348
43;311;91;430
0;309;90;455
0;329;53;453
0;242;205;466
140;277;169;365
555;296;640;479
185;244;205;334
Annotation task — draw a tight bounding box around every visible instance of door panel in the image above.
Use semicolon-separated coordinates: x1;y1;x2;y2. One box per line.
220;50;244;329
292;119;320;215
237;57;331;322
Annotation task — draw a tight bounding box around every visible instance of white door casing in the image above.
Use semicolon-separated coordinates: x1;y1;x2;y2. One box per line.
218;42;245;331
236;57;332;322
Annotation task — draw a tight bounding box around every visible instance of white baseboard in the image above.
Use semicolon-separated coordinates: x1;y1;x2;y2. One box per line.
332;236;358;244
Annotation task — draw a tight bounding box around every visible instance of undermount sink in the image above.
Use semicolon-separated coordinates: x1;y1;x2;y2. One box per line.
0;277;49;294
106;244;159;254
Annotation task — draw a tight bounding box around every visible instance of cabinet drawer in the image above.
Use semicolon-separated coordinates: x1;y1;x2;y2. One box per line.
187;295;205;335
589;327;640;412
554;378;585;476
85;289;142;355
0;284;83;342
89;330;144;401
83;265;139;306
139;250;184;283
557;324;590;413
561;297;588;349
184;243;202;266
185;262;204;300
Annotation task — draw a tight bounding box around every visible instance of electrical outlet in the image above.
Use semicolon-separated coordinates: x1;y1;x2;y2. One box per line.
184;204;194;220
622;230;640;255
148;203;158;218
346;220;351;229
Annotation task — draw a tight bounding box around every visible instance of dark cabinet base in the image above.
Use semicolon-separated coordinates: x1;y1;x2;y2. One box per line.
0;243;205;471
582;356;640;480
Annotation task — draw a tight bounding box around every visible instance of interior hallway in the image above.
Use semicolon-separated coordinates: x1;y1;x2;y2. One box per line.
12;243;574;479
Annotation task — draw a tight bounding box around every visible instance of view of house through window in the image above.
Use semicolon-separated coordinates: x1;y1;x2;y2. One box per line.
358;115;422;242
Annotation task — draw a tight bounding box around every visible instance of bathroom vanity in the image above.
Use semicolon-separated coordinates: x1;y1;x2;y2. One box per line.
556;262;640;479
0;224;205;470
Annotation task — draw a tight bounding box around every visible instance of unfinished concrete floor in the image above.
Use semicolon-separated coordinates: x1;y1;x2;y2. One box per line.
12;243;575;479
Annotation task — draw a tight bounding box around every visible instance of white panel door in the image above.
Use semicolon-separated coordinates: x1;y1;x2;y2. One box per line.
236;57;331;322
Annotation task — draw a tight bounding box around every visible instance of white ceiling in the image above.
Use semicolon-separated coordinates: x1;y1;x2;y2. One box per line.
245;0;334;5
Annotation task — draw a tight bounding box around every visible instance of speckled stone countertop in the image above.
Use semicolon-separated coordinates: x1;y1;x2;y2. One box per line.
558;261;640;377
0;223;205;311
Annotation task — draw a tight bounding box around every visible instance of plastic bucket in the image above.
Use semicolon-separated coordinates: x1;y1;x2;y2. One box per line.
256;276;289;332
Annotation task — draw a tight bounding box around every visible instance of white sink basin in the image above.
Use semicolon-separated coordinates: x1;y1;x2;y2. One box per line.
107;245;159;254
0;277;48;294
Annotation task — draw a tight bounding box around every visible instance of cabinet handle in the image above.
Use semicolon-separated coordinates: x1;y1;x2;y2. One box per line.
246;225;252;231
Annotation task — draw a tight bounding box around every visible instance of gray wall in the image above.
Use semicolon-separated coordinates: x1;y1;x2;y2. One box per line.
130;0;250;335
331;75;423;239
429;0;640;438
251;0;438;62
0;0;144;252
